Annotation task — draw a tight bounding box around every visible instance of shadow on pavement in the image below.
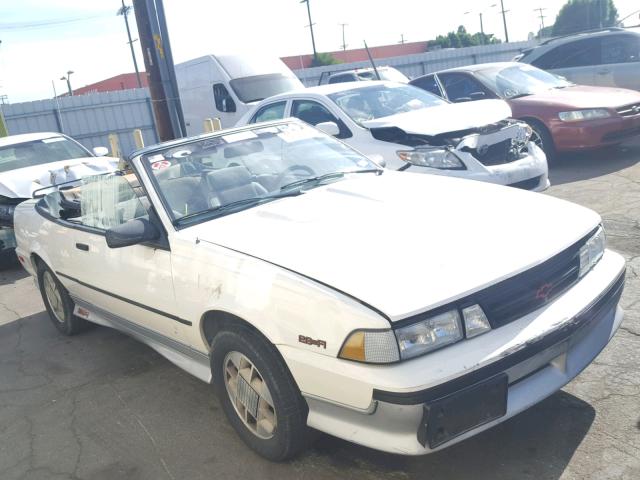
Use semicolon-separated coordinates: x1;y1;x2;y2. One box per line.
0;262;28;286
549;143;640;186
309;390;595;480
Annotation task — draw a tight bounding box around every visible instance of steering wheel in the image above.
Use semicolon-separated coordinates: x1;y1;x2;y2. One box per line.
275;165;316;188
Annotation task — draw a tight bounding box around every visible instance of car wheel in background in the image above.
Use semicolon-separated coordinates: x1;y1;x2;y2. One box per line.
211;325;314;461
36;262;89;335
527;119;556;162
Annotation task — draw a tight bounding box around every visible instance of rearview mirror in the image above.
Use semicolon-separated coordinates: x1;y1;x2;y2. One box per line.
93;146;109;157
105;218;159;249
315;121;340;136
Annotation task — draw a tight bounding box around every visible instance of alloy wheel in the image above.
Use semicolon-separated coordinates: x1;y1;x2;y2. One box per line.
43;271;65;323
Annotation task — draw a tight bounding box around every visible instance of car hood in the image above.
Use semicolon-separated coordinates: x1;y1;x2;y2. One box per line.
0;157;119;198
188;172;600;321
360;99;512;135
511;85;640;109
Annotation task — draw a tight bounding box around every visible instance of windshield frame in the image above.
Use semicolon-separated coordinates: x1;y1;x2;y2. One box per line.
473;64;574;100
138;120;381;230
0;135;93;173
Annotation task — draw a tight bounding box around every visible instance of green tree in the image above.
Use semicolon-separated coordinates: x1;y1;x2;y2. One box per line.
552;0;618;36
311;52;342;67
428;25;501;49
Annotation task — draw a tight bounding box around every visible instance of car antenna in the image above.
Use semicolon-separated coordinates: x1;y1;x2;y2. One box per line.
363;41;381;80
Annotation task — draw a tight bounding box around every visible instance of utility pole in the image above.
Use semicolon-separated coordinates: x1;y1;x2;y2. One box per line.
300;0;318;64
132;0;184;141
339;23;348;51
60;71;74;96
499;0;509;42
464;10;487;44
399;33;406;44
118;0;143;88
0;40;6;137
534;7;547;32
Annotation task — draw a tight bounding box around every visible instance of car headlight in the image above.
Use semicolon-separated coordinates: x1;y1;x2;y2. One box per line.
339;329;400;364
558;109;611;122
397;147;465;169
579;226;605;278
395;310;464;360
514;122;533;143
0;204;16;227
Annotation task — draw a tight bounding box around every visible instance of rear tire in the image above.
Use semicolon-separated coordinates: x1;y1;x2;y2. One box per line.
36;262;89;335
211;325;313;461
527;119;556;163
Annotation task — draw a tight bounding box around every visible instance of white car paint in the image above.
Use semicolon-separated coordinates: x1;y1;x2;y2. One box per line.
13;121;625;456
236;82;550;191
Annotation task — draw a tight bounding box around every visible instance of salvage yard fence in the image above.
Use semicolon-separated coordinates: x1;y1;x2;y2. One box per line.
1;89;158;157
293;40;538;86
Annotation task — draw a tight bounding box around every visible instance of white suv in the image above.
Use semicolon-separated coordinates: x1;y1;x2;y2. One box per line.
517;28;640;91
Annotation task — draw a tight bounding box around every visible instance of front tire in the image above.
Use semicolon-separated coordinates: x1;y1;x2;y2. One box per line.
211;326;313;461
37;262;88;335
527;119;556;163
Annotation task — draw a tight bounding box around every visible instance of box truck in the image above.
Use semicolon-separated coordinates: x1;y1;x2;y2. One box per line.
176;53;303;135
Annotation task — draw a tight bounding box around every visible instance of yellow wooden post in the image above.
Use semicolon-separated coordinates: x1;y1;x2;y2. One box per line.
133;129;144;149
108;134;121;158
211;117;222;131
204;117;222;133
0;106;8;138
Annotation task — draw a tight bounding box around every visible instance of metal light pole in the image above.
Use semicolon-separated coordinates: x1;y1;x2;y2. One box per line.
464;5;494;44
60;71;74;96
499;0;509;43
118;1;143;88
339;23;348;51
300;0;318;64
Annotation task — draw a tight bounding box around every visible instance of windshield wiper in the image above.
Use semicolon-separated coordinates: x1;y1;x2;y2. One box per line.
174;190;303;226
279;169;383;192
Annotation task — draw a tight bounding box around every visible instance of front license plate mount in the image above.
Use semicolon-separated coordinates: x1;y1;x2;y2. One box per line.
419;373;508;449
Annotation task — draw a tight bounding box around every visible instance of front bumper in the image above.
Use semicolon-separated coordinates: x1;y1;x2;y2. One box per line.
407;142;550;192
282;250;625;454
551;114;640;151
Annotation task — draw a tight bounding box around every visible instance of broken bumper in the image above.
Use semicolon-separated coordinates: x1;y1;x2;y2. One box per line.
283;250;625;454
0;227;16;253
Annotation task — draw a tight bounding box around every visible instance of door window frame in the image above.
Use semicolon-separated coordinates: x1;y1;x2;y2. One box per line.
290;98;353;139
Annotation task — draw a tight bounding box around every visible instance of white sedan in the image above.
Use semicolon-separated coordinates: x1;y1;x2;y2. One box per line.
237;81;549;191
14;120;624;460
0;132;117;264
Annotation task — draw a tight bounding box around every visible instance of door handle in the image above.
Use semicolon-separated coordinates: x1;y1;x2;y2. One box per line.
75;243;89;251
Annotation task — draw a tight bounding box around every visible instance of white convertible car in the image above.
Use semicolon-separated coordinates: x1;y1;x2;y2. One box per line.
14;120;625;461
237;81;550;191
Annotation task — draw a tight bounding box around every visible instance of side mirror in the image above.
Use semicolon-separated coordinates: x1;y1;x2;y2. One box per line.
93;146;109;157
367;153;387;168
315;121;340;136
105;218;159;249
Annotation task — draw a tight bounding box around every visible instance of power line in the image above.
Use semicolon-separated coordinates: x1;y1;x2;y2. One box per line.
0;13;113;31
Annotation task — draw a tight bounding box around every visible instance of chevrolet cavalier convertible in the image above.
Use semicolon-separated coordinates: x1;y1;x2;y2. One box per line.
14;120;625;461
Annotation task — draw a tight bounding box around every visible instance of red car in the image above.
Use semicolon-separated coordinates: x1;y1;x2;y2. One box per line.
410;62;640;160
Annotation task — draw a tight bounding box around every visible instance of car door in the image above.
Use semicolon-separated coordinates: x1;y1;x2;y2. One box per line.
50;173;186;341
437;72;494;102
250;100;288;123
410;74;445;98
534;37;599;86
598;34;640;90
289;98;352;139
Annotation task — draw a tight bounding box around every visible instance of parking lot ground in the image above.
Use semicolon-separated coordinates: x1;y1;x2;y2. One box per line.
1;143;639;480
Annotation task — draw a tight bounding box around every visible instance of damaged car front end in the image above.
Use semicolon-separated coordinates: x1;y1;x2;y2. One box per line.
0;196;24;256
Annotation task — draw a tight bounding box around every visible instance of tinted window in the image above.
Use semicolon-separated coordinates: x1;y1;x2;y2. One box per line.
329;73;357;84
533;37;601;69
601;35;640;64
213;83;236;112
410;75;443;97
438;73;489;101
291;100;351;139
251;102;286;123
229;74;301;103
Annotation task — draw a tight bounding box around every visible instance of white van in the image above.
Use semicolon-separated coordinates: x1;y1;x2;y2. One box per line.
176;53;304;135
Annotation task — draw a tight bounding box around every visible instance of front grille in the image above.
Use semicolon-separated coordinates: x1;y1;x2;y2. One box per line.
473;231;593;328
508;175;542;191
616;102;640;117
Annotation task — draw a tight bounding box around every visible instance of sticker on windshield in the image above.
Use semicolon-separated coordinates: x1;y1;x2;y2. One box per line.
41;137;66;143
147;154;165;162
222;131;258;143
277;125;318;143
151;160;171;170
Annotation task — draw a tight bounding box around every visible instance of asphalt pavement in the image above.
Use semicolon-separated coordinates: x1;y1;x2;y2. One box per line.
0;143;639;480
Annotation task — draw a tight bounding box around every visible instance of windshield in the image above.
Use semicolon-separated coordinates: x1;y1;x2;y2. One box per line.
0;136;90;173
475;64;573;99
229;73;301;103
144;122;381;226
328;84;446;124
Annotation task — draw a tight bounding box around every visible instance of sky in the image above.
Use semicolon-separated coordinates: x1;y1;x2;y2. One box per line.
0;0;638;103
